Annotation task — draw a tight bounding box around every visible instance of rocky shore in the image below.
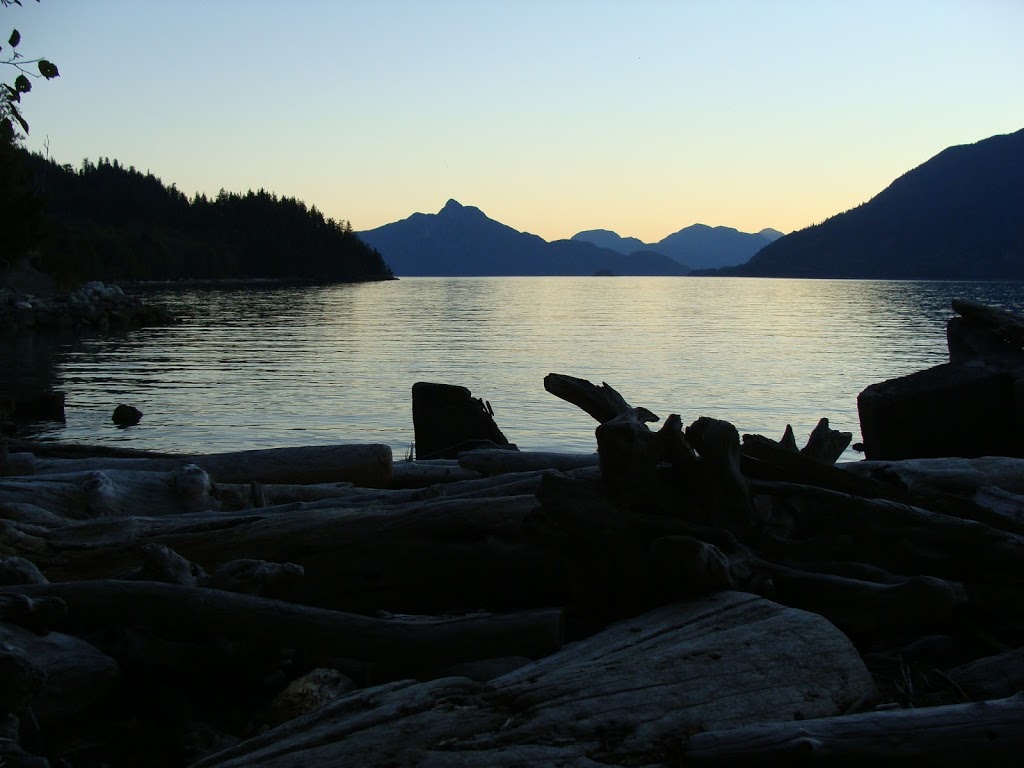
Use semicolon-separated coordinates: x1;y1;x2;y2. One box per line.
0;280;173;333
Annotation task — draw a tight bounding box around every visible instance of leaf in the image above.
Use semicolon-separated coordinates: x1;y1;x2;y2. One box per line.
38;59;59;78
8;29;20;48
14;73;31;93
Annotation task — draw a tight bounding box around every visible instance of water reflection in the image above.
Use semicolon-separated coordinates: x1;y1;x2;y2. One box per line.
5;277;1024;457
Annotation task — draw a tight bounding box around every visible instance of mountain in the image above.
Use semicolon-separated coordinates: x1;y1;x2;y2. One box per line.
717;128;1024;278
570;229;647;255
654;224;780;270
571;224;781;269
359;200;690;277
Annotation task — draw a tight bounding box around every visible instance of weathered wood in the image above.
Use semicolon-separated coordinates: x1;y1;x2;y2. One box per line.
189;593;875;768
685;692;1024;766
800;417;853;465
0;465;219;518
544;373;656;424
27;443;394;488
458;449;598;475
389;459;482;488
596;412;662;504
743;433;897;498
756;561;966;642
0;621;119;725
3;581;564;667
412;382;514;460
747;480;1024;582
844;456;1024;495
948;649;1024;701
8;495;570;614
687;417;755;533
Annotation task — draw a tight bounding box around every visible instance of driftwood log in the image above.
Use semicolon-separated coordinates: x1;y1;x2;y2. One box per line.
686;692;1024;766
189;593;875;768
24;443;394;488
2;365;1024;767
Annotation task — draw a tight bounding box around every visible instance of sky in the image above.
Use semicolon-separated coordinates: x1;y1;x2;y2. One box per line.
6;0;1024;242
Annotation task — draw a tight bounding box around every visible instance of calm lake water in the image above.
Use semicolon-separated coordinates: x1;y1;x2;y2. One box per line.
6;277;1024;460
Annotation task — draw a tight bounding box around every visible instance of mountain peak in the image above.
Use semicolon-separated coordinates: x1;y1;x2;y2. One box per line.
438;199;488;220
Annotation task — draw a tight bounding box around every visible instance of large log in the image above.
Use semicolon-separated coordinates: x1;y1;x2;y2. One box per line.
25;444;394;488
685;692;1024;766
747;480;1024;582
458;449;599;475
8;495;571;614
4;580;564;668
190;593;876;768
0;465;219;518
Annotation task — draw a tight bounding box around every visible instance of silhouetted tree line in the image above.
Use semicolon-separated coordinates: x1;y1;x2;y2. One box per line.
12;148;394;284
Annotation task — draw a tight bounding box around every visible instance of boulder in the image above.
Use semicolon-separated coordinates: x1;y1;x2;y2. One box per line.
857;361;1018;460
112;404;143;427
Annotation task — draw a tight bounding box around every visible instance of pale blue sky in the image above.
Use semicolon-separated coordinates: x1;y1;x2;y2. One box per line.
8;0;1023;241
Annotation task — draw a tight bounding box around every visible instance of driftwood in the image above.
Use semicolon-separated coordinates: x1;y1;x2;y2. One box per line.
799;417;853;464
389;459;482;488
0;621;118;725
0;465;219;518
26;443;394;487
3;580;565;668
685;693;1024;766
190;593;875;768
458;449;598;475
5;365;1024;767
4;495;570;613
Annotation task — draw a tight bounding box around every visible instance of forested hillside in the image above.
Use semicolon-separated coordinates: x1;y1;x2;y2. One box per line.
717;128;1024;278
11;150;393;284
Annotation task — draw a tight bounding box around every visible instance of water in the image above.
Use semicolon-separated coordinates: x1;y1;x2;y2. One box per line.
5;277;1024;460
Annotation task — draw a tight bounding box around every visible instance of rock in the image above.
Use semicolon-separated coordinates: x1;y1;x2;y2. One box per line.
112;404;143;427
266;668;357;726
411;382;516;459
7;393;65;423
857;361;1018;460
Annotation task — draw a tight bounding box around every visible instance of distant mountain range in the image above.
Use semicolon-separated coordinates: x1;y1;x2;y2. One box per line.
359;201;781;277
571;225;783;270
359;200;691;277
713;127;1024;278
